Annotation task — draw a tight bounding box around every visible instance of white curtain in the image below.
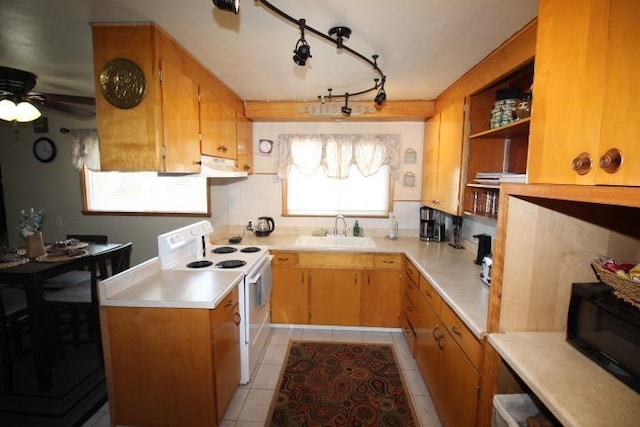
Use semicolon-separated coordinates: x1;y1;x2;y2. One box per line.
277;134;400;179
66;129;101;171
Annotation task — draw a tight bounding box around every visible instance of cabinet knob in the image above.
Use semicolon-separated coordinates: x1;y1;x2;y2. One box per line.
571;152;592;175
599;148;623;174
218;144;228;152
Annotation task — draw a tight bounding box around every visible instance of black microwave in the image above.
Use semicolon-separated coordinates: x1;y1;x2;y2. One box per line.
567;282;640;393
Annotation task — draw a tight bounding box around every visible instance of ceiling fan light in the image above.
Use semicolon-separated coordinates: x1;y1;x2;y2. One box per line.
212;0;239;14
0;99;18;121
14;101;41;122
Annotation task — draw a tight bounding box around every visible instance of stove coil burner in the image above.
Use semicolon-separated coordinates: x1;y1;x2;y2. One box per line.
215;260;247;269
187;260;214;269
212;246;238;254
240;246;261;253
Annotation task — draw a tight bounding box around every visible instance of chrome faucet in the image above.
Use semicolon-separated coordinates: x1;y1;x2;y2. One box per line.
333;215;347;237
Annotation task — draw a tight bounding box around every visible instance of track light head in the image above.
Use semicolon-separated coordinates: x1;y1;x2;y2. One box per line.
374;88;386;106
341;93;351;116
293;41;312;66
212;0;239;14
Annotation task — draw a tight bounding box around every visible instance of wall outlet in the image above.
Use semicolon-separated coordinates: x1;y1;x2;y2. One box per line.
246;221;253;230
55;216;63;227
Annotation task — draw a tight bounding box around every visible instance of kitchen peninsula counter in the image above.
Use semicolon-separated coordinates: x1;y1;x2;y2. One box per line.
239;234;489;338
100;257;243;309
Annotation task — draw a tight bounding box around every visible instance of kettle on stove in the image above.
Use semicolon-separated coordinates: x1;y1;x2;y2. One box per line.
251;217;275;237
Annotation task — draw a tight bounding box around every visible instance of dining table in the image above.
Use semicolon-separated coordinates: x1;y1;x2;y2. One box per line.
0;242;126;391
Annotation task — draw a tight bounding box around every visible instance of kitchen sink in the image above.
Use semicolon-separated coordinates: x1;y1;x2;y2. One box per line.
294;235;377;249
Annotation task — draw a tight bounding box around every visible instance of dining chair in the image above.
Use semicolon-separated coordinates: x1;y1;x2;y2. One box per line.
44;243;132;357
0;284;29;391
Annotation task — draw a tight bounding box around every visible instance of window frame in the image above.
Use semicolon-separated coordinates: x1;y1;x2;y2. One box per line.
79;166;211;217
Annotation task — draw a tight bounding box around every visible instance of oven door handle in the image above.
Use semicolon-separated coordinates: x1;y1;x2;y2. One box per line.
248;274;261;285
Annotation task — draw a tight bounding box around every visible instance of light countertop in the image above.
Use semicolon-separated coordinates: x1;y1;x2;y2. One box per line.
236;233;489;338
100;257;244;309
490;332;640;427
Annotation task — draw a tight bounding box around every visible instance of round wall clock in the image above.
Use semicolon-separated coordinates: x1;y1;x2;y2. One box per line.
99;58;147;109
258;139;274;155
33;137;57;163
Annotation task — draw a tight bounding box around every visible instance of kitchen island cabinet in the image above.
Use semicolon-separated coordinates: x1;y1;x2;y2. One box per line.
528;0;640;185
102;284;240;426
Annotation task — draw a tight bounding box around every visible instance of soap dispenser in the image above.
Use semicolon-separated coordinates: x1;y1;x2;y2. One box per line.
353;220;361;237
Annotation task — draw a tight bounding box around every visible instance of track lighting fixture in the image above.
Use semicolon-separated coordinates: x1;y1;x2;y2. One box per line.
211;0;388;108
211;0;239;14
292;19;312;66
341;93;352;117
375;88;386;106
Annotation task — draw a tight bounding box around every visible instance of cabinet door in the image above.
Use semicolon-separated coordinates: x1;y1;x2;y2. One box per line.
527;0;610;184
200;85;238;160
441;328;479;427
422;113;441;208
416;291;443;401
236;114;253;174
437;100;465;215
271;266;308;324
361;269;401;327
597;0;640;185
212;288;240;423
160;59;201;173
309;269;360;325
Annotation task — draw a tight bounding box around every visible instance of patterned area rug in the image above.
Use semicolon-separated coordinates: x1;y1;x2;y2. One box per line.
268;341;417;426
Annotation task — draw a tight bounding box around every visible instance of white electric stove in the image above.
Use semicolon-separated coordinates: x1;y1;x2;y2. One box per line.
157;221;272;384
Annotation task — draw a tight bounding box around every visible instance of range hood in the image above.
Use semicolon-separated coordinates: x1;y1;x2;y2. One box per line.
196;155;248;178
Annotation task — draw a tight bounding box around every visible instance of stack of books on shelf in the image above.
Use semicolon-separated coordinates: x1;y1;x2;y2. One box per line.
473;172;526;185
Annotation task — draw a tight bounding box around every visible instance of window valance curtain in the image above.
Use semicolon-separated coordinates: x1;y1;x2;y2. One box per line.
277;134;400;179
65;129;101;171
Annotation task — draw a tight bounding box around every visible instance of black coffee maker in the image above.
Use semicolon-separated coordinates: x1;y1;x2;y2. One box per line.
473;233;492;265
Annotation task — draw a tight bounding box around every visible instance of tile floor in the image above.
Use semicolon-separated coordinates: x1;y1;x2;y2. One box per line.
82;327;442;427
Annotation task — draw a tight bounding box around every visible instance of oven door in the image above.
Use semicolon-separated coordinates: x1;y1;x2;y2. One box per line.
242;255;273;383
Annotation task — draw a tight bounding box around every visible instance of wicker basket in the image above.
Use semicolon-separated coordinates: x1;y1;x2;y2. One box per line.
591;260;640;309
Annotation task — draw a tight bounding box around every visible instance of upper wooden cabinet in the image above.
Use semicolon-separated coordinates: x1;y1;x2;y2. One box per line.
236;114;254;174
91;23;244;172
200;85;237;160
528;0;639;185
421;99;465;216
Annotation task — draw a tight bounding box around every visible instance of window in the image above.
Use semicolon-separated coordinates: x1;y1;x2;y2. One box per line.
279;134;399;217
81;167;209;215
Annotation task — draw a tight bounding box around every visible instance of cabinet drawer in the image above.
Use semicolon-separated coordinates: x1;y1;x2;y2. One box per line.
441;303;482;369
271;252;298;266
405;258;419;285
298;252;374;268
402;291;417;329
374;253;402;269
419;275;442;317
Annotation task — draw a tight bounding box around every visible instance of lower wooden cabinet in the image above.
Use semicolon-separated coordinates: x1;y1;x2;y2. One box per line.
271;266;309;324
361;269;402;327
271;251;401;327
415;272;481;427
309;268;360;325
102;286;239;426
212;288;241;424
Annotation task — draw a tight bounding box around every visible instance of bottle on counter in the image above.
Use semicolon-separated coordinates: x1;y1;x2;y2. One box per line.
389;215;399;240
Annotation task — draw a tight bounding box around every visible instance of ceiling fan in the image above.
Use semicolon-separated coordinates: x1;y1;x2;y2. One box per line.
0;66;96;122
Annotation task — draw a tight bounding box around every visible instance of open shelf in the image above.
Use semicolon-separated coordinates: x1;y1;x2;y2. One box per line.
469;118;530;140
